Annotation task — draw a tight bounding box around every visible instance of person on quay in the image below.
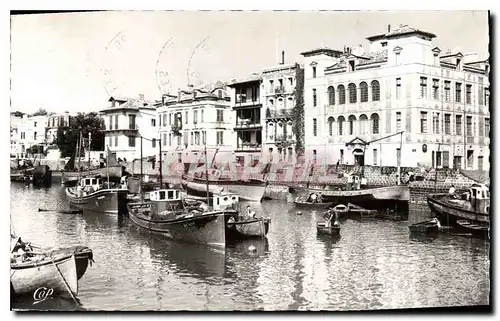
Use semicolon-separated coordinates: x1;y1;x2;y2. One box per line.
310;193;318;203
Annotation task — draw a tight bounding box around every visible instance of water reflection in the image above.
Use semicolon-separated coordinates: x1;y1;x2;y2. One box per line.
10;185;490;311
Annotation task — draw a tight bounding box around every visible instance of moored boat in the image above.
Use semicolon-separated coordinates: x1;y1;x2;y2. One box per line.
455;219;489;239
65;177;129;214
293;199;330;209
427;183;490;227
61;166;123;186
316;222;341;236
127;187;232;248
408;219;440;234
226;217;271;239
289;174;410;211
181;169;267;202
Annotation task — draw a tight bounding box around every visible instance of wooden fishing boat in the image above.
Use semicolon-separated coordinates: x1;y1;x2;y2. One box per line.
127;188;230;248
316;222;341;236
293;199;331;209
427;183;490;227
61;166;123;186
11;250;78;298
289;174;410;211
65;177;129;214
46;246;94;280
408;219;440;234
456;219;489;239
346;203;379;218
226;217;271;239
181;169;267;202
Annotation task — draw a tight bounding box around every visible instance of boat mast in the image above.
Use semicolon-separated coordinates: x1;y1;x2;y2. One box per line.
77;133;82;182
88;132;92;177
106;146;110;187
140;136;143;200
204;142;210;206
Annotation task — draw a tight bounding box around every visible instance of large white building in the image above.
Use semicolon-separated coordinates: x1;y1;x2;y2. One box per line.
11;114;49;157
301;24;490;171
46;112;72;144
100;94;160;161
156;82;233;167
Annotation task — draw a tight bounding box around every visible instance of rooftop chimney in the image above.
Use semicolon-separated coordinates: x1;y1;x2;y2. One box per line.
388;24;391;32
281;50;285;65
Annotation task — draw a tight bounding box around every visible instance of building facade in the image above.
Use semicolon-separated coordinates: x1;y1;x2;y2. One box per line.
227;75;264;166
46;112;72;144
157;82;233;166
12;114;49;158
100;94;159;161
261;61;305;164
302;24;490;171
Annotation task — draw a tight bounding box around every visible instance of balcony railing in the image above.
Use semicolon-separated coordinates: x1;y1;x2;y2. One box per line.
235;119;262;129
104;124;139;131
266;109;293;119
236;142;262;151
275;86;285;95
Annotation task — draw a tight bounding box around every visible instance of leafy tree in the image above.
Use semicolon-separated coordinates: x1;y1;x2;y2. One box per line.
55;112;105;158
33;108;48;116
26;144;46;156
11;111;24;117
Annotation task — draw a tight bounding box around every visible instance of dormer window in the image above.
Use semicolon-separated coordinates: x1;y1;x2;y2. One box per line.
312;66;317;78
393;46;403;66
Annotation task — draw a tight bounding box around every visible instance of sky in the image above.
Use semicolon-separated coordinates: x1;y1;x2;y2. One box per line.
10;10;489;114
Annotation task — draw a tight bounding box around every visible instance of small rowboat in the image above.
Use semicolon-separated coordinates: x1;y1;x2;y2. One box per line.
316;221;341;236
227;217;271;239
332;204;348;215
293;200;330;209
456;219;489;239
408;219;439;234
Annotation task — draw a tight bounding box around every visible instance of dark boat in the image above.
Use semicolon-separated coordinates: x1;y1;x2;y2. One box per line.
65;177;129;214
427;183;490;228
126;187;229;248
293;199;330;209
455;219;489;239
47;246;94;280
226;217;271;239
289;174;410;211
316;222;341;236
408;219;440;234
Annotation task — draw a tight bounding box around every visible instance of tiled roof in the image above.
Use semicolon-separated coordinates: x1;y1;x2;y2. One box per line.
300;47;343;57
385;24;436;39
227;74;262;86
326;49;388;70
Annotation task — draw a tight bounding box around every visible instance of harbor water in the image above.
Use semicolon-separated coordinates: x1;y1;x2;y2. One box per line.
10;183;490;311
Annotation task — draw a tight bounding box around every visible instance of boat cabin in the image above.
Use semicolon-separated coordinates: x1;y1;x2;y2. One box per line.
149;188;184;214
466;184;490;214
79;177;102;191
212;192;239;211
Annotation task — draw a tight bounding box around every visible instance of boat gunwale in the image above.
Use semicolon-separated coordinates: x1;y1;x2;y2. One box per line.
11;252;74;270
427;193;490;218
127;204;226;224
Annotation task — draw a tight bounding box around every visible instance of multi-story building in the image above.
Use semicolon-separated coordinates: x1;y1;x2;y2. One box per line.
157;82;233;165
227;74;264;166
100;94;159;161
301;24;490;171
46;112;72;144
261;58;304;164
13;114;49;157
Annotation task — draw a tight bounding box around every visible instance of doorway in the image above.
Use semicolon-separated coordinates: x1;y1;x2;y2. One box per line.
353;149;365;166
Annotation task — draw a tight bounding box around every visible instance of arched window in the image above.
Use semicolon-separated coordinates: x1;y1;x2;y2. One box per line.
371;80;380;101
360;82;368;102
338;85;346;105
371;113;380;134
359;114;368;135
338;116;345;136
327;117;335;136
328;86;335;105
348;83;357;103
348;115;356;135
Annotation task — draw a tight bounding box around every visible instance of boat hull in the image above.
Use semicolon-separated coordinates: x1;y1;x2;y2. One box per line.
65;188;129;214
293;201;330;209
47;246;94;280
427;194;490;226
11;254;78;298
408;221;439;234
127;203;226;248
181;178;266;202
226;218;270;239
289;185;410;211
316;223;340;236
456;220;489;239
61;166;123;186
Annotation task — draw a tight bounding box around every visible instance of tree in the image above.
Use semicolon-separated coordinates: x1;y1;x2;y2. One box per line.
11;111;24;117
33;108;48;116
55;112;105;158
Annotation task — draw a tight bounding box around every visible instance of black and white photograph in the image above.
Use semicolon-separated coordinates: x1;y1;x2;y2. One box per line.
8;9;491;312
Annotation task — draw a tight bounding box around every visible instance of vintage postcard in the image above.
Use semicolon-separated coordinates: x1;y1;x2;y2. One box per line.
9;10;491;312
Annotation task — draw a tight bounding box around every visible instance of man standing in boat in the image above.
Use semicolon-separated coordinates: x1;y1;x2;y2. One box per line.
448;184;457;198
